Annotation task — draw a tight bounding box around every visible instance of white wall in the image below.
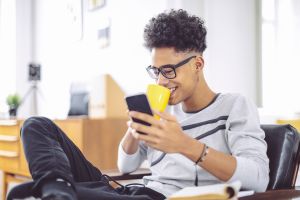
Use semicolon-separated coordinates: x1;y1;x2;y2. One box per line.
0;0;17;117
15;0;260;118
203;0;260;103
261;0;300;115
16;0;34;117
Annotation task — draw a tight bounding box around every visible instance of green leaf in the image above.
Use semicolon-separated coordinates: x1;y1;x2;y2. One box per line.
6;94;21;108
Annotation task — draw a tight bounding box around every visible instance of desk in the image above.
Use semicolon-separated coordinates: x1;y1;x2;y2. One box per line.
277;119;300;131
240;189;300;200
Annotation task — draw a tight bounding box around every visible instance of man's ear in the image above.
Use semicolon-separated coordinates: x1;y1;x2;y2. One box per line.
196;62;202;69
195;56;204;70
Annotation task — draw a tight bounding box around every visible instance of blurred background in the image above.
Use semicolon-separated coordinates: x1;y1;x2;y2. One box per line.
0;0;300;199
0;0;300;119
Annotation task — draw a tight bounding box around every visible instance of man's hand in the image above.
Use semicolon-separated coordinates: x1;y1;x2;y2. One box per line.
127;110;237;182
127;110;190;153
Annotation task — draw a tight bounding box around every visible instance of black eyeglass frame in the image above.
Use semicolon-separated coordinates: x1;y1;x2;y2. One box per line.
146;55;196;79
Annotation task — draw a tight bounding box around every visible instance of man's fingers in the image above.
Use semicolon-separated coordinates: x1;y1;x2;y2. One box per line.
129;111;161;126
131;129;159;144
153;110;177;121
129;120;161;137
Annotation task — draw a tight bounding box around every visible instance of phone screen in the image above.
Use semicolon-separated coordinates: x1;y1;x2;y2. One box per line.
125;94;153;133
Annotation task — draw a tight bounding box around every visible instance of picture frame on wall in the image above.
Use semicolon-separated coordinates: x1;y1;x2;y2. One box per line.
88;0;106;11
97;17;111;48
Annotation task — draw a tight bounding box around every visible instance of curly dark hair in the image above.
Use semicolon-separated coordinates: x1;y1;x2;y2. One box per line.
144;9;207;53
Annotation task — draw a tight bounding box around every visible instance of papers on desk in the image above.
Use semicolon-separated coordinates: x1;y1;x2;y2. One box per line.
168;181;241;200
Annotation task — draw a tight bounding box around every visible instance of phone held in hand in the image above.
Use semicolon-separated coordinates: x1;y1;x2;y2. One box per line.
125;93;153;134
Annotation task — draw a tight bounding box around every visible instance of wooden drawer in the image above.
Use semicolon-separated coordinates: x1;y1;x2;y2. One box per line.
0;150;19;172
0;126;19;136
0;135;19;151
0;120;19;136
0;120;21;173
0;133;20;173
0;141;19;153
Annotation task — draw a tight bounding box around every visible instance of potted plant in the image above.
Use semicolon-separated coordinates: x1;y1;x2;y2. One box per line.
6;93;21;117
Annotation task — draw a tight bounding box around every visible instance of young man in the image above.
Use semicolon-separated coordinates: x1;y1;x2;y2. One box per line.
118;9;269;197
18;9;268;200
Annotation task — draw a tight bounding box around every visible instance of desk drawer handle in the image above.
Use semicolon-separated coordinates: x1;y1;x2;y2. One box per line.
0;150;18;158
0;135;18;142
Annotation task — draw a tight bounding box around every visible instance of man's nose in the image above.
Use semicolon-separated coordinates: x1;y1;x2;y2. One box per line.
156;73;169;86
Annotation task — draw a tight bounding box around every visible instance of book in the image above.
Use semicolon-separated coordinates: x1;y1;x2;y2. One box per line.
168;181;241;200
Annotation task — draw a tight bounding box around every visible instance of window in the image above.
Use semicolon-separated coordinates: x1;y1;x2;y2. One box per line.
261;0;300;114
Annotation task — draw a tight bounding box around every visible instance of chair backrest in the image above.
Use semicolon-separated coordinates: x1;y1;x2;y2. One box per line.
261;124;300;190
68;92;89;116
67;82;89;116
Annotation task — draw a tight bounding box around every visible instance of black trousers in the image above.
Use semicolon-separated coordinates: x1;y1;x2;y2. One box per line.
21;116;165;200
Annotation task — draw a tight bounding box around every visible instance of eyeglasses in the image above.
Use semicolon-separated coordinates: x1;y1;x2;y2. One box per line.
146;56;196;79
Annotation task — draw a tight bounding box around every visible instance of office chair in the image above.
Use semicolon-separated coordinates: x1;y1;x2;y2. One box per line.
67;82;89;116
262;124;300;190
67;91;89;116
6;124;300;199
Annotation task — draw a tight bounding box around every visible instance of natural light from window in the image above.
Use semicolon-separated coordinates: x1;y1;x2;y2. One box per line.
261;0;300;115
0;0;16;117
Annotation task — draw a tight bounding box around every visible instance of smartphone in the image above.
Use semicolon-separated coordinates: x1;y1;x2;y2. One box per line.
125;93;153;134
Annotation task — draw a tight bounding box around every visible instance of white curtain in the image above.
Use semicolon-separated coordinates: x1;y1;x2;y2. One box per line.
0;0;16;117
262;0;300;115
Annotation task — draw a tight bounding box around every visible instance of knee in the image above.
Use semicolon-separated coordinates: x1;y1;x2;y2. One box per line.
21;116;53;137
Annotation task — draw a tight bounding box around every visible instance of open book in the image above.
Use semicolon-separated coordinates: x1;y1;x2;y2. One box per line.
168;181;241;200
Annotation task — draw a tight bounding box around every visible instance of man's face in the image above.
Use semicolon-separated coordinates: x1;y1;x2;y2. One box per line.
150;47;202;105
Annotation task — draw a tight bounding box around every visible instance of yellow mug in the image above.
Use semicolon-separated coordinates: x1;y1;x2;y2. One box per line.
146;84;170;119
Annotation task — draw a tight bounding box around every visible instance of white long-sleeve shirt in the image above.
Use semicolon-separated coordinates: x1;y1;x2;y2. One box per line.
118;93;269;197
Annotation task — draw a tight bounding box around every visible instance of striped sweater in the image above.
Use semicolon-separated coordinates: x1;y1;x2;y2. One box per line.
118;93;269;197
